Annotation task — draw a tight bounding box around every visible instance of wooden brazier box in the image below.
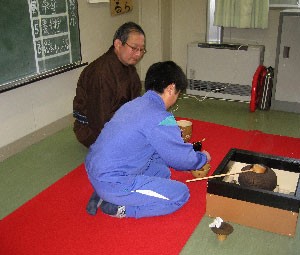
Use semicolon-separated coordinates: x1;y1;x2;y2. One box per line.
206;148;300;237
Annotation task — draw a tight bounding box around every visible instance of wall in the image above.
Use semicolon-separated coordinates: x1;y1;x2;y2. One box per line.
161;0;172;61
0;0;292;157
171;2;284;71
0;1;140;154
171;0;208;71
222;8;282;67
139;0;163;79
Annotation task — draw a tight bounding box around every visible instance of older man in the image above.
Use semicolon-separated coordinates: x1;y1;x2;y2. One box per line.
73;22;146;215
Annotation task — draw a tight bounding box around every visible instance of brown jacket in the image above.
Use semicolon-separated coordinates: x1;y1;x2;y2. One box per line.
73;46;142;147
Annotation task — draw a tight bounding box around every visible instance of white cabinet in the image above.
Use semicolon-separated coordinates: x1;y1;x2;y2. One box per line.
186;42;264;102
272;10;300;113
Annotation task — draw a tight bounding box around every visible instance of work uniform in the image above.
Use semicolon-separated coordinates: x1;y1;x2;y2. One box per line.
73;46;141;147
85;91;207;218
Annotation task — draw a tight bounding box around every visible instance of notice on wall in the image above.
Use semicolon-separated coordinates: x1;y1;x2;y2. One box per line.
110;0;133;16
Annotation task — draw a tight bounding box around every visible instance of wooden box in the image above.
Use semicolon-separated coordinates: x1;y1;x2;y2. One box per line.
206;148;300;236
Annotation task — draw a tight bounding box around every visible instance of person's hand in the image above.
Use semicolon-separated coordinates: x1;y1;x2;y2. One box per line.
192;141;202;151
191;163;211;178
202;150;211;163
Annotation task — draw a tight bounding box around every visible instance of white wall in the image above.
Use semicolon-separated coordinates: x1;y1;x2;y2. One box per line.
79;1;139;64
0;1;140;149
170;1;283;71
171;0;207;71
0;0;290;150
138;0;163;79
0;69;82;147
222;9;282;67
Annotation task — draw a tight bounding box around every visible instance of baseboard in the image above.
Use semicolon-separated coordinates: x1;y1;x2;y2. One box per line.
0;114;74;162
271;99;300;114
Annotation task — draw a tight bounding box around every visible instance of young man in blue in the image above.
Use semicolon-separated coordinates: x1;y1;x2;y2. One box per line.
85;61;211;218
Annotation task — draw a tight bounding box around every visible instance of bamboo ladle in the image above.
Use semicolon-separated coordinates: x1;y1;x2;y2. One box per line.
186;164;266;183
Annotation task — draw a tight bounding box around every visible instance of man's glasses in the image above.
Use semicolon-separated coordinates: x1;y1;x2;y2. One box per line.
125;42;147;54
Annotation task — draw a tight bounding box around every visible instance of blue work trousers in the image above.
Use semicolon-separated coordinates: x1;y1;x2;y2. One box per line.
88;155;190;218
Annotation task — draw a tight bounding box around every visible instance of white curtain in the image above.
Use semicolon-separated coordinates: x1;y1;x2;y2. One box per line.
214;0;269;29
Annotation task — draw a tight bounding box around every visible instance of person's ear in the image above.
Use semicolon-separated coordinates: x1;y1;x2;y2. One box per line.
114;39;122;50
168;83;175;95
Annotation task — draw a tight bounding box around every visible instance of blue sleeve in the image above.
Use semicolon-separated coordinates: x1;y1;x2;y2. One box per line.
149;116;207;170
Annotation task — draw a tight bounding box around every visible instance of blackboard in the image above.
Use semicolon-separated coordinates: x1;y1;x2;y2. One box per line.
0;0;84;93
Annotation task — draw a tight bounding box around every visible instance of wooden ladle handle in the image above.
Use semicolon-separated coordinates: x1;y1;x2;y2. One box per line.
186;169;253;182
186;164;266;183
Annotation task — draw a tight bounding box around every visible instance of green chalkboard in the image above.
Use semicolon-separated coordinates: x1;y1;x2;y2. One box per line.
0;0;82;92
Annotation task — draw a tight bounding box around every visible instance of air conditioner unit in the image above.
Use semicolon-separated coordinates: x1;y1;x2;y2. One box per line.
186;42;265;102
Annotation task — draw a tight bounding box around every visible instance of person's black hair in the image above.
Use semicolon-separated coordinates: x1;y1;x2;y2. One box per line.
144;61;187;93
113;22;145;45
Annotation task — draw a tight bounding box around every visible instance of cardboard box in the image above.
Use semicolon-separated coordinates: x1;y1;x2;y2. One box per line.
206;148;300;236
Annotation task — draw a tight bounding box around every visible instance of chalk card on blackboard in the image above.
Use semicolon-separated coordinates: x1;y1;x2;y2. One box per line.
0;0;82;92
29;0;81;73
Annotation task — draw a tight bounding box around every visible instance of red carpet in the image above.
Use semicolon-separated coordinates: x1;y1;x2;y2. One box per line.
1;119;300;255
